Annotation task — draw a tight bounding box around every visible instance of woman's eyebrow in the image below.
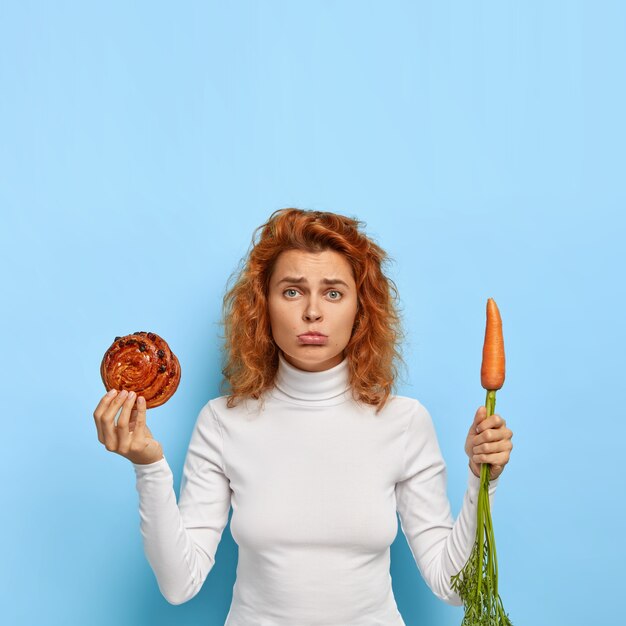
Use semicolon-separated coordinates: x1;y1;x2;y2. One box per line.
276;276;350;288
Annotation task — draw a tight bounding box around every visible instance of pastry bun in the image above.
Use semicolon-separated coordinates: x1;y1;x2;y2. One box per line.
100;331;181;409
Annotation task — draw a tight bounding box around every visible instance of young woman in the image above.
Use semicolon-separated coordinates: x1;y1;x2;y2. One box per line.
93;208;513;625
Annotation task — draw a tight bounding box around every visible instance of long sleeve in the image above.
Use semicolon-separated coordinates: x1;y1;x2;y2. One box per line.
132;401;232;605
395;402;498;606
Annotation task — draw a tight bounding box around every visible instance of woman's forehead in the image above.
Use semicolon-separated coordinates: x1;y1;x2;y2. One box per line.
271;249;355;282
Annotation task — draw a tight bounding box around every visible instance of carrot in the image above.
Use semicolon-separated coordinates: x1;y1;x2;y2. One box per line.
450;298;513;625
481;298;506;390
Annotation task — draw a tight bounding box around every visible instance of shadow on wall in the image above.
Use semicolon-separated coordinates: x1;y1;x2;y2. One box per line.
129;511;238;626
391;519;462;626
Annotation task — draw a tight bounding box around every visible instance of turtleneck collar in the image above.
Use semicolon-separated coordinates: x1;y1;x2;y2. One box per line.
271;351;352;406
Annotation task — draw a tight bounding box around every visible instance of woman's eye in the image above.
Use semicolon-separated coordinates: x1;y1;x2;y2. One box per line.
282;288;342;300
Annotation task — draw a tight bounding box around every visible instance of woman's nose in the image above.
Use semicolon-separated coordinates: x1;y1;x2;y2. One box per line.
303;307;322;321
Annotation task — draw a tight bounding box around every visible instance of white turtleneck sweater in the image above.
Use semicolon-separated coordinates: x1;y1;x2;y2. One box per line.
132;353;498;625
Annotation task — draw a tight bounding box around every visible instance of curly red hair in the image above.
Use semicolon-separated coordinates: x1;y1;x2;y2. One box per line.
218;208;406;414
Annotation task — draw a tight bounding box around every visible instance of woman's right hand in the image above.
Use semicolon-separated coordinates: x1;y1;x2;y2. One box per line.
93;389;164;465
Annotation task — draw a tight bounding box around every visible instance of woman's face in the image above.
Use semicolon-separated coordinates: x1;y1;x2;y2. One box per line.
267;249;359;372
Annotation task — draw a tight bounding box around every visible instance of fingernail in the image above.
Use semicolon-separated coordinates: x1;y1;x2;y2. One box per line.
107;389;116;397
129;391;136;399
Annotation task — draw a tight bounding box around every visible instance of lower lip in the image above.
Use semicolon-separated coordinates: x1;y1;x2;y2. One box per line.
298;335;328;345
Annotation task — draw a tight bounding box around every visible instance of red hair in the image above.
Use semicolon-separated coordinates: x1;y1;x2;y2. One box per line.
219;208;406;414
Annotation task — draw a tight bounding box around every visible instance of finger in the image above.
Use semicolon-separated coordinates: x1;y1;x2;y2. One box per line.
116;392;137;453
93;389;118;442
476;413;506;433
133;396;147;437
473;438;513;455
102;389;129;450
472;450;511;467
114;391;137;427
93;389;118;417
474;426;513;448
128;408;138;433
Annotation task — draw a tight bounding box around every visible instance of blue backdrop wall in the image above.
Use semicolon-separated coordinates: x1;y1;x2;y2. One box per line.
1;2;624;625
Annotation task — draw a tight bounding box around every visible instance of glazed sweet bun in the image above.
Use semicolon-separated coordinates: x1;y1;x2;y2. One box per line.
100;331;181;409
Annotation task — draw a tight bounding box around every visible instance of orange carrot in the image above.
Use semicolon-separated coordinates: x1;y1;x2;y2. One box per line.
480;297;506;391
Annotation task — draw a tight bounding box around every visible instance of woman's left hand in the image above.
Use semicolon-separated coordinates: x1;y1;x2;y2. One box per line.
465;406;513;481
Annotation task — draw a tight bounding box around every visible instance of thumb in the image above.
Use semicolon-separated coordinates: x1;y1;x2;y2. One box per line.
473;405;487;431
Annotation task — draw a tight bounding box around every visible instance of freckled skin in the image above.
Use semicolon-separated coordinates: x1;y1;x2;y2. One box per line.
267;249;358;372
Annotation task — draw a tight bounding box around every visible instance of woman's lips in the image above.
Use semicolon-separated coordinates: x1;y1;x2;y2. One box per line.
297;334;328;345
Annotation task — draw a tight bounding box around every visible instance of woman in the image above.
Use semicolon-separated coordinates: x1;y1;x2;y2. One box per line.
93;208;513;625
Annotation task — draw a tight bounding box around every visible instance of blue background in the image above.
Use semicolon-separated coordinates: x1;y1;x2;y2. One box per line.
1;1;624;625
